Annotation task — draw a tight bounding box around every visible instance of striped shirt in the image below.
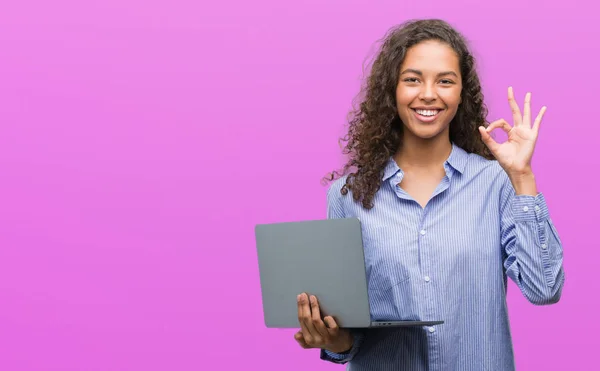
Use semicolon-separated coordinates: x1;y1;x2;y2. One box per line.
320;143;565;371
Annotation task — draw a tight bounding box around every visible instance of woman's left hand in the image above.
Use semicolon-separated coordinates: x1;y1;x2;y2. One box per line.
478;86;547;177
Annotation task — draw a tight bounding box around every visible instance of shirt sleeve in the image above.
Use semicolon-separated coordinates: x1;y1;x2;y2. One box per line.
326;180;346;219
320;181;365;364
320;330;365;364
499;175;565;305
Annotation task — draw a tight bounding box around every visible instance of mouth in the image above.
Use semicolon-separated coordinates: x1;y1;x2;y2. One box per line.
411;108;444;123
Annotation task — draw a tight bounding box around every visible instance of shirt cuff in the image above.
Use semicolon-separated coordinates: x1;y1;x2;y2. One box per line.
320;331;364;364
323;349;347;360
511;192;550;223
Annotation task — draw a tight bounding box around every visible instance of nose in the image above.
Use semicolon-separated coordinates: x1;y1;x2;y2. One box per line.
419;83;437;102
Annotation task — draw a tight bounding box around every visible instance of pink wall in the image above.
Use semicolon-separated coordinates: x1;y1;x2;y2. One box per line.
0;0;597;370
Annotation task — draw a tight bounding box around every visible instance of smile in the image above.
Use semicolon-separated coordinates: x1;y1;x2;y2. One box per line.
411;108;443;122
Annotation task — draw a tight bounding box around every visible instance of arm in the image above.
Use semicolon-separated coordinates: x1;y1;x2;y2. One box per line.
500;173;565;305
319;181;366;364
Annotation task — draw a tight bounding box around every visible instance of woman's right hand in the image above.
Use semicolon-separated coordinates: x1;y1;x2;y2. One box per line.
294;293;354;353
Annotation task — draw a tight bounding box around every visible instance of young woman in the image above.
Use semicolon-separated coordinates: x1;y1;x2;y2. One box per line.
293;19;564;371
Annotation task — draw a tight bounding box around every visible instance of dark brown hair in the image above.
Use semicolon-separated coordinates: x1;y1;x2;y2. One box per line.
324;19;494;209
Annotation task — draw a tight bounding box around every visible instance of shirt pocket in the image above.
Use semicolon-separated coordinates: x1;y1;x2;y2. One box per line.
362;224;412;292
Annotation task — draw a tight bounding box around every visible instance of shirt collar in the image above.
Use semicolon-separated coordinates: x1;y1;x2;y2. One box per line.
445;142;468;175
382;142;468;181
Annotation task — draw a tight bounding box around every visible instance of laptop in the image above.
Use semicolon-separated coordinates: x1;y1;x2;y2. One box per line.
254;217;444;328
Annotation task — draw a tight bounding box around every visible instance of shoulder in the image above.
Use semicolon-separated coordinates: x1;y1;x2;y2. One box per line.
464;152;508;183
459;151;512;199
326;174;352;218
326;174;350;203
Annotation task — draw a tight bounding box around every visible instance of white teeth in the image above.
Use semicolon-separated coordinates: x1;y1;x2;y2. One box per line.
415;109;440;117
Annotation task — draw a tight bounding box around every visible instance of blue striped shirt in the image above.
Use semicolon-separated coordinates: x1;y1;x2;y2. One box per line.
320;143;565;371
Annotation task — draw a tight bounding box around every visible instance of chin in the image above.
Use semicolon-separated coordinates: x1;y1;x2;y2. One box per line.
406;125;448;140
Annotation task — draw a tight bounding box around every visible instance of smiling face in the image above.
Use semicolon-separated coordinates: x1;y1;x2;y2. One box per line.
396;40;463;141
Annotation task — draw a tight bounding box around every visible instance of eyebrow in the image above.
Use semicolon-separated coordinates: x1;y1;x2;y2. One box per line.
400;69;459;78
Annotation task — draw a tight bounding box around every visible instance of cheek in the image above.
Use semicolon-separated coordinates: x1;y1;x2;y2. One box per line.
395;91;408;107
440;91;462;110
396;94;417;114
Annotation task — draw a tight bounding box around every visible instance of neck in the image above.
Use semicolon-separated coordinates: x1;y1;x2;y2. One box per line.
394;134;452;171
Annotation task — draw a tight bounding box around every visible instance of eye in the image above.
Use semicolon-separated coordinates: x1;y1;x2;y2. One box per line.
440;79;455;85
403;78;419;83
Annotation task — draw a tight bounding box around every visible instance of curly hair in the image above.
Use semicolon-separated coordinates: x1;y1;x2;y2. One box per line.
324;19;495;210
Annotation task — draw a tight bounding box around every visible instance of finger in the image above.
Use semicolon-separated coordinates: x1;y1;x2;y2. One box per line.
486;119;512;134
297;294;311;339
532;106;547;133
324;316;340;338
294;331;310;349
299;293;318;344
508;86;523;126
523;92;532;127
478;125;500;153
310;295;329;340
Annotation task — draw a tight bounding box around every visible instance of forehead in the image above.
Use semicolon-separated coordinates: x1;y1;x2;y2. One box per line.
401;40;460;72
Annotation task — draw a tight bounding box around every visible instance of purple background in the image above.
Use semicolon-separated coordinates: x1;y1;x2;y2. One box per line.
0;0;598;370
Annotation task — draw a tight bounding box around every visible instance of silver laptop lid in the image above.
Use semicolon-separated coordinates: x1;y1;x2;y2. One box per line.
255;217;371;328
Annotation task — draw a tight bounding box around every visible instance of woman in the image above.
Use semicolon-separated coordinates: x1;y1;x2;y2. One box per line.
293;19;565;370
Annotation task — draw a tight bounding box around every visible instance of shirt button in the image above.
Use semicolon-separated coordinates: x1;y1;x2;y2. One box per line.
523;206;529;212
541;243;547;249
420;229;426;236
428;327;436;333
424;276;431;282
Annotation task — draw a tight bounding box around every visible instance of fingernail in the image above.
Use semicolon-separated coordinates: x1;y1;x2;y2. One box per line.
297;294;301;302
